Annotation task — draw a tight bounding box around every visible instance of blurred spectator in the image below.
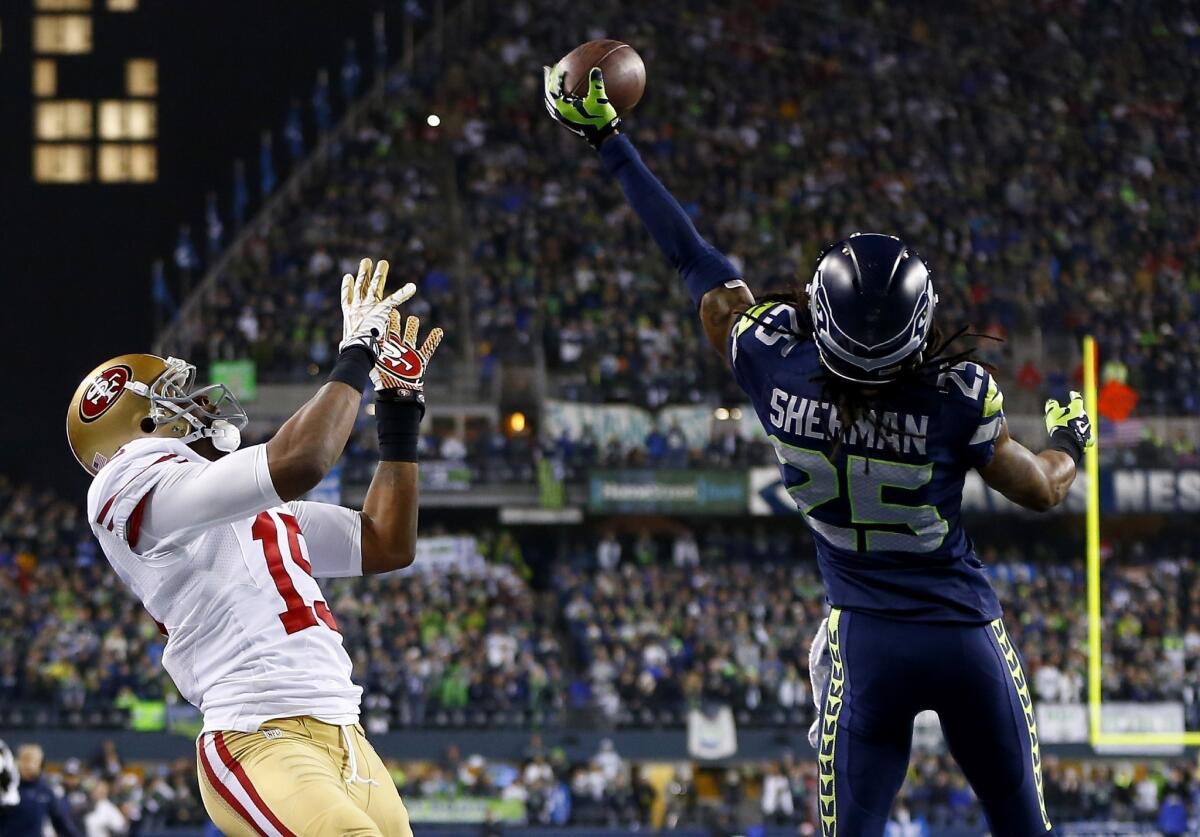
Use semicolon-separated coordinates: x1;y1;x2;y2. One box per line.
0;744;83;837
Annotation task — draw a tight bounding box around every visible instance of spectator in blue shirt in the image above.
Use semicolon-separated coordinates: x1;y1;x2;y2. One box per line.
0;744;82;837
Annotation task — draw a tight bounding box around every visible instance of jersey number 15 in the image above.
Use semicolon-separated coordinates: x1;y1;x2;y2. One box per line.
251;511;340;635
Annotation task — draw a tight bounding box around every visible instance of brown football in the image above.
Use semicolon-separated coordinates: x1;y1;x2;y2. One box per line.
556;39;645;115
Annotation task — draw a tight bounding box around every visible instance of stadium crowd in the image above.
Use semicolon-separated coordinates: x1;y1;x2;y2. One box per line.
5;473;1200;732
160;0;1200;415
4;737;1199;834
337;410;1198;490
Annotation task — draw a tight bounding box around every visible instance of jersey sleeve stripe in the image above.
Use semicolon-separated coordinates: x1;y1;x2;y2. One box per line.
970;415;1003;446
125;493;152;549
198;734;273;837
983;374;1004;418
213;732;297;837
96;453;183;527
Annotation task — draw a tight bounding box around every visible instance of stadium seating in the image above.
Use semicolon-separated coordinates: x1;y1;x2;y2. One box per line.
5;475;1198;731
159;0;1200;414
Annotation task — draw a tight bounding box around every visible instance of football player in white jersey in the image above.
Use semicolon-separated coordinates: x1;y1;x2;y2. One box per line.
66;258;440;837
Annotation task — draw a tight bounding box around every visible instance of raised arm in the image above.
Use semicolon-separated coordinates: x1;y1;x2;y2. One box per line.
979;392;1094;512
357;309;443;573
543;65;754;357
268;258;414;499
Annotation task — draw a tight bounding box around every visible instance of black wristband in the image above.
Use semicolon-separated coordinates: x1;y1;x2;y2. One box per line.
327;345;375;392
1048;433;1084;465
376;398;423;462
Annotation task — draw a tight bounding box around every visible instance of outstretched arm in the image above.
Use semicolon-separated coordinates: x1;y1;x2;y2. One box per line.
544;65;753;357
358;309;443;573
979;423;1076;512
598;134;754;355
979;392;1094;512
133;259;412;551
268;258;414;500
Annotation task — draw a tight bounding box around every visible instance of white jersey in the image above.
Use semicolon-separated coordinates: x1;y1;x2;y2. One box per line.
86;437;363;732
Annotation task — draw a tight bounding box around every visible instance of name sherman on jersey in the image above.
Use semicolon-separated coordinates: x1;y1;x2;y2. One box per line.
766;391;931;456
730;301;1006;623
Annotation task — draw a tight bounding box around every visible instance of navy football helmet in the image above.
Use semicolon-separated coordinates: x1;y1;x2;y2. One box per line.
807;233;938;384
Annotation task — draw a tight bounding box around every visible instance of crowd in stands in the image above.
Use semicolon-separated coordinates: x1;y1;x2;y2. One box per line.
4;736;1198;834
552;527;1200;726
4;472;1200;731
160;0;1200;415
329;560;568;729
0;741;208;835
337;411;1199;489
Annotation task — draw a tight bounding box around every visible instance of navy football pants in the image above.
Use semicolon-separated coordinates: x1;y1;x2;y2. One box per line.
814;609;1055;836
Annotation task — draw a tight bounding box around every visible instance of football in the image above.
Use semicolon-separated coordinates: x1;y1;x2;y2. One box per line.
555;39;646;114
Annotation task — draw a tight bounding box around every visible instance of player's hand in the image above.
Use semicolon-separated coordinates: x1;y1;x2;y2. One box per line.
371;308;443;408
543;64;621;148
339;258;416;357
1044;390;1094;460
807;617;830;749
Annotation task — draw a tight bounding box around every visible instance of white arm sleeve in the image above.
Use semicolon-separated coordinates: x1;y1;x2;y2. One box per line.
285;500;363;578
138;444;282;550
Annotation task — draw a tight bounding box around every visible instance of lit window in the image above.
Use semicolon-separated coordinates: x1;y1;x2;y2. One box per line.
35;100;92;139
33;60;57;97
34;144;92;182
35;0;92;9
98;100;155;139
106;0;137;10
33;15;92;53
98;144;156;182
126;59;157;96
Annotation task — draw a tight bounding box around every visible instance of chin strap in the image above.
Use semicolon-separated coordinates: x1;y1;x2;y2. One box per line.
206;420;242;452
124;360;247;453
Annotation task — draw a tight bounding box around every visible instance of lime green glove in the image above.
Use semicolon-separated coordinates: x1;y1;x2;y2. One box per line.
542;64;621;148
1044;390;1094;463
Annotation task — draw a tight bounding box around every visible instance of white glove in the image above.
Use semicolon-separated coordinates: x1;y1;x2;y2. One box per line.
339;257;416;356
807;616;830;749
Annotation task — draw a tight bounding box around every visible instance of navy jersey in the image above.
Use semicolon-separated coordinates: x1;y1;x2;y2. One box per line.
731;301;1005;623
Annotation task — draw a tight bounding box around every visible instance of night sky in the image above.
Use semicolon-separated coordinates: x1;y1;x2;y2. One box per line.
1;0;391;492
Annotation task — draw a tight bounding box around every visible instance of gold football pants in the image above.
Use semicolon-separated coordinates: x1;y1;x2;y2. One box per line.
197;716;411;837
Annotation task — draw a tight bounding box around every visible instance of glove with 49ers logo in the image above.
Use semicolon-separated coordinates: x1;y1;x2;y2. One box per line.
371;309;443;408
372;310;442;463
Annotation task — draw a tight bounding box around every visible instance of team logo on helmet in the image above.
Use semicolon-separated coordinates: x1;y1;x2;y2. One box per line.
79;365;132;423
377;334;423;381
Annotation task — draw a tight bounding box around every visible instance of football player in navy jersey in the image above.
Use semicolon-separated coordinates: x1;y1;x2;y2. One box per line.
544;67;1094;835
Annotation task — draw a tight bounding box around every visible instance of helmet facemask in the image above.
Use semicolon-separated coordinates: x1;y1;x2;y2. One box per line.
128;357;249;453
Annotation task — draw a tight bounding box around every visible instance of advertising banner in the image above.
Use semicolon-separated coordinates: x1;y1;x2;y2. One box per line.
409;536;485;575
589;470;747;514
749;467;1200;516
209;359;257;401
406;798;525;824
420;460;472;492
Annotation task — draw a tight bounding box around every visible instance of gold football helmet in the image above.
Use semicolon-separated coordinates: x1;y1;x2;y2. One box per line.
66;353;248;475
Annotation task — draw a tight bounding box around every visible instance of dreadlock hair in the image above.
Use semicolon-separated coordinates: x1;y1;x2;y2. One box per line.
748;289;998;459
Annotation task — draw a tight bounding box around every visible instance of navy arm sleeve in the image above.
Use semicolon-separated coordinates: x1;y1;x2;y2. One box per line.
598;135;741;307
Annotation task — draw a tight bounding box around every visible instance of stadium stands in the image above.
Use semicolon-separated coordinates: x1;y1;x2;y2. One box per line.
13;1;1200;833
4;474;1198;730
4;737;1197;833
160;0;1200;414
